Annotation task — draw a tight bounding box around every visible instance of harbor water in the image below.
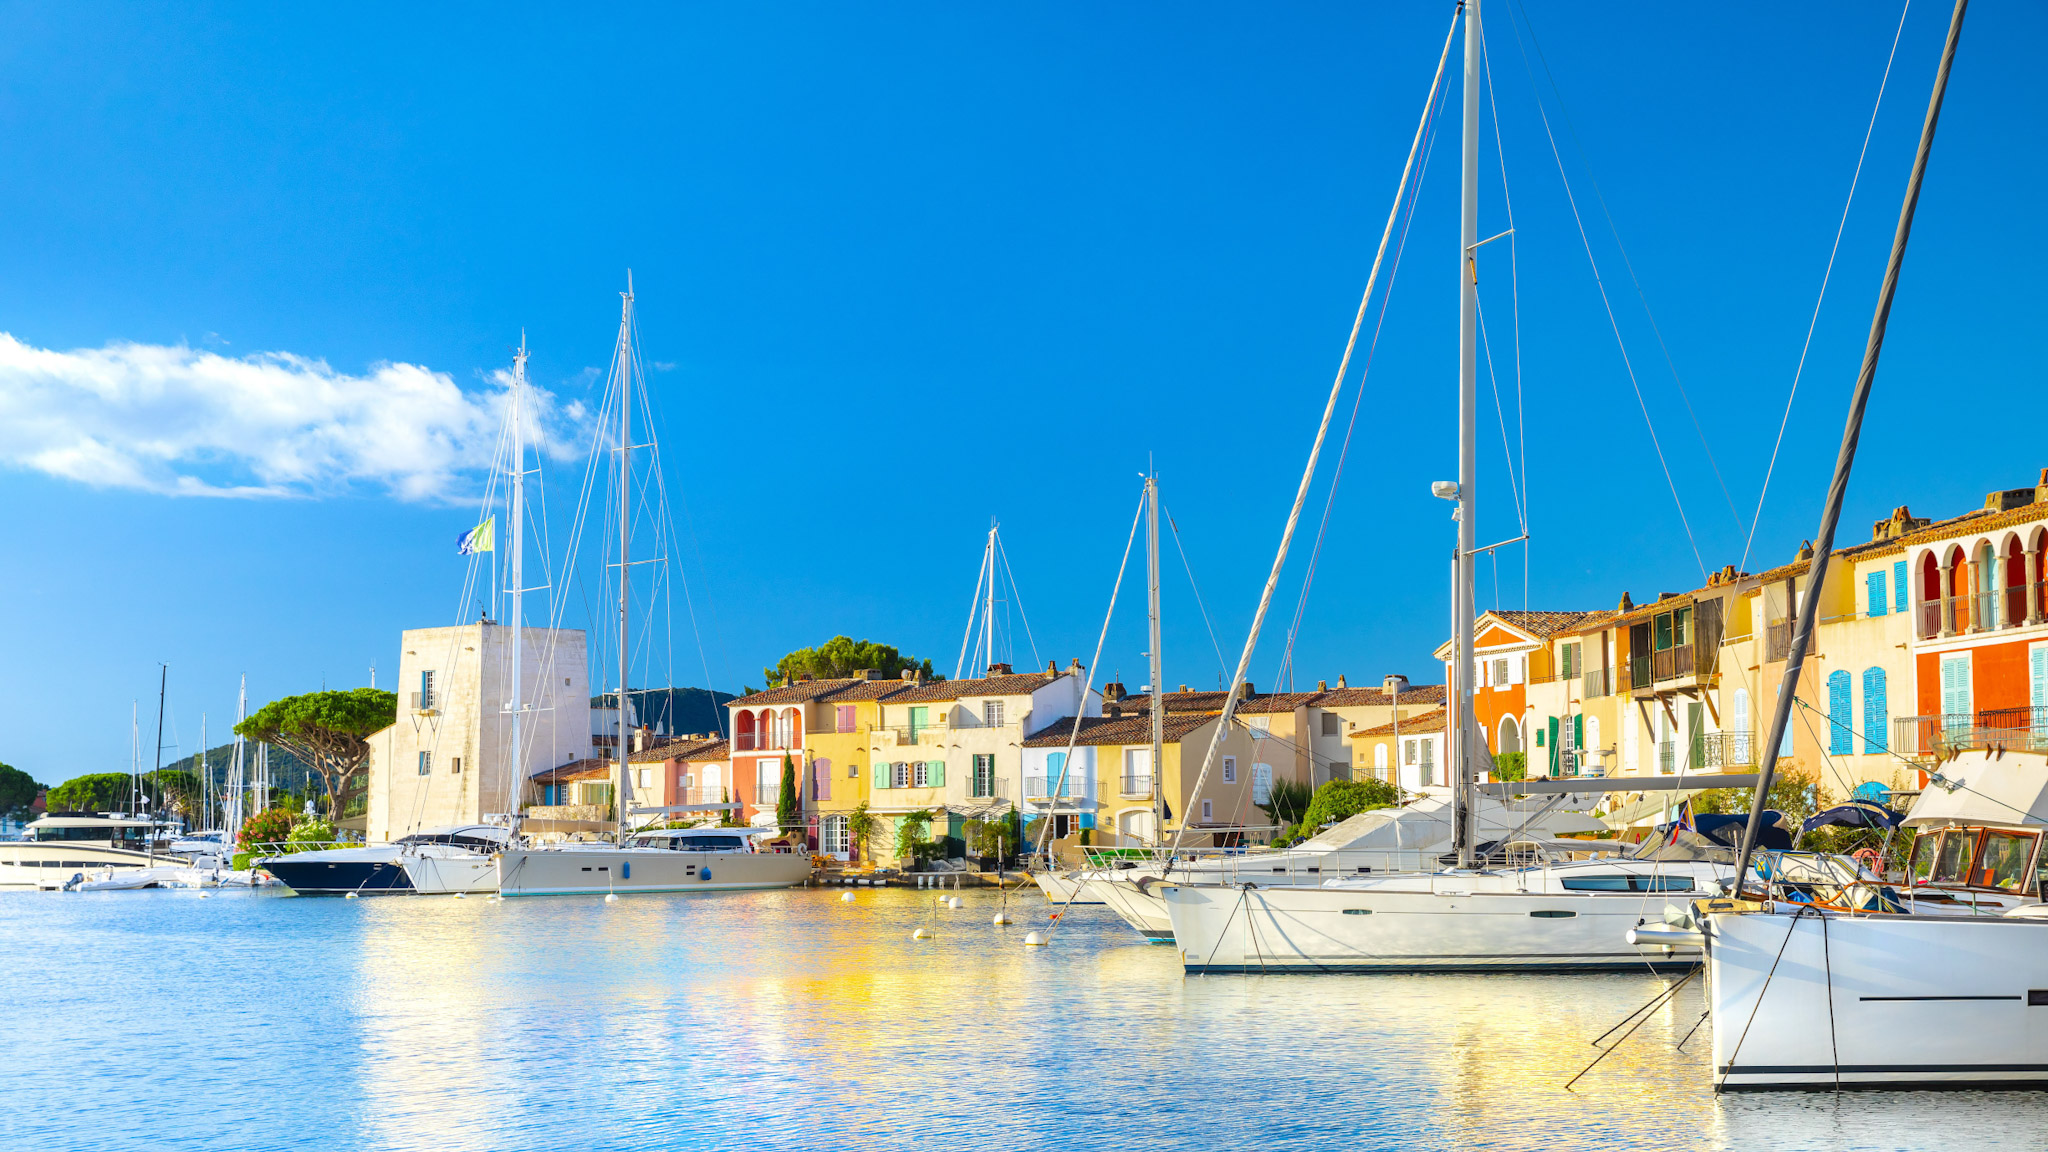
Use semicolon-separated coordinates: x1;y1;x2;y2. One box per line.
6;886;2047;1151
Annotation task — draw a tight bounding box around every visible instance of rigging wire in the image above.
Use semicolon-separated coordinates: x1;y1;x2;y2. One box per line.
994;530;1044;673
1479;38;1531;608
1498;3;1710;584
1164;506;1229;682
1171;4;1460;857
1500;0;1746;545
1743;0;1915;573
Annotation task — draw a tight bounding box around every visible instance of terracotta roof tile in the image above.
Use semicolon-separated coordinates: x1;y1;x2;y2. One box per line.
630;736;730;764
729;678;863;707
1314;685;1449;707
1489;609;1608;638
891;671;1066;703
1349;711;1447;737
1022;712;1216;748
530;757;613;782
819;680;914;702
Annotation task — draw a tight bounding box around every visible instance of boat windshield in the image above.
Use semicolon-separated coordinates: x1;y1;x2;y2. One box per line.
1625;829;1734;864
631;834;748;851
396;833;503;851
28;824;149;844
1976;831;2037;891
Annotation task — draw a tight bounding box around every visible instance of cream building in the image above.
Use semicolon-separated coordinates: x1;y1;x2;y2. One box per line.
365;622;589;842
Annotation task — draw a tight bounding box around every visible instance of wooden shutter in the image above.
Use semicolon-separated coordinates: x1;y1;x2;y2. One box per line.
873;762;890;790
928;760;945;787
1862;668;1888;755
1867;571;1887;617
1546;717;1559;775
1828;671;1853;755
1893;561;1908;613
1573;714;1584;750
2032;644;2048;716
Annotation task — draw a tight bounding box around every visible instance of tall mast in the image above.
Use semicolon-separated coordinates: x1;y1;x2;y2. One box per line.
613;275;636;844
1452;0;1481;870
1146;472;1165;844
507;333;528;824
983;522;997;673
153;664;168;819
225;676;247;839
1733;0;1970;889
130;702;140;816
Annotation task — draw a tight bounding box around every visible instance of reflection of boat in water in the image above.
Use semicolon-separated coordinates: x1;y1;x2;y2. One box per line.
0;814;168;890
497;826;811;897
261;825;510;895
1083;794;1616;940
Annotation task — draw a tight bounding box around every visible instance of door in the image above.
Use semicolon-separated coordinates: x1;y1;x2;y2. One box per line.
1118;809;1154;847
908;706;928;744
2031;644;2048;730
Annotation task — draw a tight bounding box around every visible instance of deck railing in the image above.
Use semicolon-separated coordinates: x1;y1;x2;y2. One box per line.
1893;709;2048;758
1118;775;1154;798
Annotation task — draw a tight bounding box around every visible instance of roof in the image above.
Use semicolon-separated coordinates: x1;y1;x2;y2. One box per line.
729;678;862;707
1315;685;1449;708
1022;712;1216;748
1491;610;1609;638
629;736;730;764
1234;692;1327;715
890;671;1066;703
1349;711;1448;738
820;679;913;702
531;757;614;782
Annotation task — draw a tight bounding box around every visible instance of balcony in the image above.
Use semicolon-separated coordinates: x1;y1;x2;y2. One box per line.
755;784;781;805
965;780;1008;803
1579;667;1615;698
1765;620;1793;663
1025;776;1083;801
410;690;437;713
1118;775;1155;799
879;726;942;746
1893;709;2048;759
1916;584;2048;641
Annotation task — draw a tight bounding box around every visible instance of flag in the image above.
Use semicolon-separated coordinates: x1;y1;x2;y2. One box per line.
457;516;495;555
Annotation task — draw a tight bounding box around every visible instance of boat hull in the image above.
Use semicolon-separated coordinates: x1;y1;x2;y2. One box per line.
401;854;500;895
1080;876;1174;940
1707;910;2048;1091
261;857;414;895
0;843;168;891
1163;882;1705;973
1030;870;1102;904
496;848;811;896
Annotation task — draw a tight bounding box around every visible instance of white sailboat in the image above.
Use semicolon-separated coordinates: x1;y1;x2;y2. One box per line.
1668;3;2048;1088
496;278;810;898
1160;0;1761;970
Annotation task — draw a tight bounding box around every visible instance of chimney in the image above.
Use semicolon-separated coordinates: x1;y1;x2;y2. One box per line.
1047;660;1058;675
1336;674;1348;689
987;662;1013;677
1383;674;1409;701
1317;680;1328;692
1068;658;1084;676
1178;684;1188;693
1102;682;1127;703
1239;681;1255;697
2038;468;2048;504
1986;486;2038;513
798;673;814;682
1796;540;1815;562
1618;592;1634;612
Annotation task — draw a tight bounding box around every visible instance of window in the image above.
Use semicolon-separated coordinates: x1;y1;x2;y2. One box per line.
821;815;849;856
892;762;910;789
1419;738;1435;787
1249;721;1270;740
1941;653;1973;725
2031;644;2048;723
1374;744;1388;773
419;669;436;710
984;701;1005;727
1979;832;2037;891
677;770;693;791
972;754;994;798
1222;756;1237;783
1862;668;1889;755
1560;875;1695;892
837;705;856;733
1867;570;1888;617
450;757;462;774
1674;607;1691;647
418;751;432;776
1827;670;1853;755
1321;712;1341;737
813;758;832;802
635;768;652;789
1252;763;1273;804
1493;658;1509;687
1405;739;1418;765
913;761;928;788
847;762;858;778
1201;799;1214;823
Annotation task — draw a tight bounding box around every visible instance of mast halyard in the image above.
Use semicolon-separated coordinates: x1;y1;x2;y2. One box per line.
507;333;528;829
613;276;636;846
1146;472;1165;845
1452;0;1481;871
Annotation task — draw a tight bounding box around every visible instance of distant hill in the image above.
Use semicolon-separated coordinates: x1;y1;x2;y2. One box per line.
592;687;737;738
163;740;321;797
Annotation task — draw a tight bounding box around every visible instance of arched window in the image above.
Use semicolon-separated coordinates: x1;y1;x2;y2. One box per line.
1827;670;1853;756
735;711;756;751
1862;668;1888;755
1374;742;1389;775
1920;552;1942;637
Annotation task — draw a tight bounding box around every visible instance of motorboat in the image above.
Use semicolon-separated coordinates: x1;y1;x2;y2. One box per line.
0;813;167;890
495;825;812;897
259;824;509;895
166;830;233;869
396;825;520;895
1082;792;1616;941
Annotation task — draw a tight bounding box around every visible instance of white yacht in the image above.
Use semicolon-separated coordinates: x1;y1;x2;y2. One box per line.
0;813;166;890
1082;793;1615;941
259;824;510;895
496;826;812;897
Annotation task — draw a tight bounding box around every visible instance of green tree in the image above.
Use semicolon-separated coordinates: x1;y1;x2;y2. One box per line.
894;808;935;867
845;800;878;861
1492;752;1527;783
235;688;397;818
0;763;45;817
1295;778;1401;838
720;788;743;827
1256;779;1314;838
762;636;940;687
47;772;133;814
776;752;800;829
965;809;1021;861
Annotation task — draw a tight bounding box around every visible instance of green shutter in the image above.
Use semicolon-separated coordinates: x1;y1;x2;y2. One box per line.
927;760;945;787
873;762;890;790
1547;717;1559;776
1574;714;1584;750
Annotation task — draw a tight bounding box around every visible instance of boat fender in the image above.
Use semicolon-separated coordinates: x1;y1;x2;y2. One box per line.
701;867;711;882
622;862;631;880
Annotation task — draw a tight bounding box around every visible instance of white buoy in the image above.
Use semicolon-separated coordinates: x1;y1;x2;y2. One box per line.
992;912;1011;925
913;927;931;939
946;896;963;910
604;892;619;903
198;892;212;899
1023;931;1048;946
840;891;856;903
344;891;359;900
453;892;466;900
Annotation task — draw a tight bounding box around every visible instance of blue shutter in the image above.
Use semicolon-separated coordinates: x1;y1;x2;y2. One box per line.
1827;670;1853;755
1862;667;1888;754
1867;571;1887;617
1893;561;1908;613
1047;752;1066;797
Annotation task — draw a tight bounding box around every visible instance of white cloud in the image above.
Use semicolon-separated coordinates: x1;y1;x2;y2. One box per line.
0;333;586;502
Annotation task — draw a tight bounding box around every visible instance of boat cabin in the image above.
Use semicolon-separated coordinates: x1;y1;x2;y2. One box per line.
22;813;155;848
1899;749;2048;912
625;827;769;853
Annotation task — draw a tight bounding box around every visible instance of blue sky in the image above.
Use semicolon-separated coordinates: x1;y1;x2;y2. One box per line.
1;2;2042;783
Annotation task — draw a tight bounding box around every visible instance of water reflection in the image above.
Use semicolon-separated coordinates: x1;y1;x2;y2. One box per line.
5;886;2048;1150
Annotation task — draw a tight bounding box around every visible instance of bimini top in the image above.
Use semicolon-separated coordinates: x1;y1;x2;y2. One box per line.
1905;749;2048;831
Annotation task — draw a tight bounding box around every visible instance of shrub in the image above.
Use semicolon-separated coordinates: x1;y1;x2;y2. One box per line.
238;808;294;849
1296;778;1401;837
1492;752;1527;783
1256;779;1314;832
895;809;936;866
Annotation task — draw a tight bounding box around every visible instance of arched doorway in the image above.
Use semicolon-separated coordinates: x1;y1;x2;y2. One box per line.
1496;715;1522;755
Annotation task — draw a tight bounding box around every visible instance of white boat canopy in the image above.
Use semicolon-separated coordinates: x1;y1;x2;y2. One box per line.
1904;749;2048;831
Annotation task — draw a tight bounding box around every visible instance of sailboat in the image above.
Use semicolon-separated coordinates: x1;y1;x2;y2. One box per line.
495;278;811;898
1160;0;1763;971
1638;0;2048;1090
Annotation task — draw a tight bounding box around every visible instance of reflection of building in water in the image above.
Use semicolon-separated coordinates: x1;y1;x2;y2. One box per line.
364;622;588;841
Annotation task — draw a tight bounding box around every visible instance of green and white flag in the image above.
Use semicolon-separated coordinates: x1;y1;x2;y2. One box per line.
456;516;495;555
